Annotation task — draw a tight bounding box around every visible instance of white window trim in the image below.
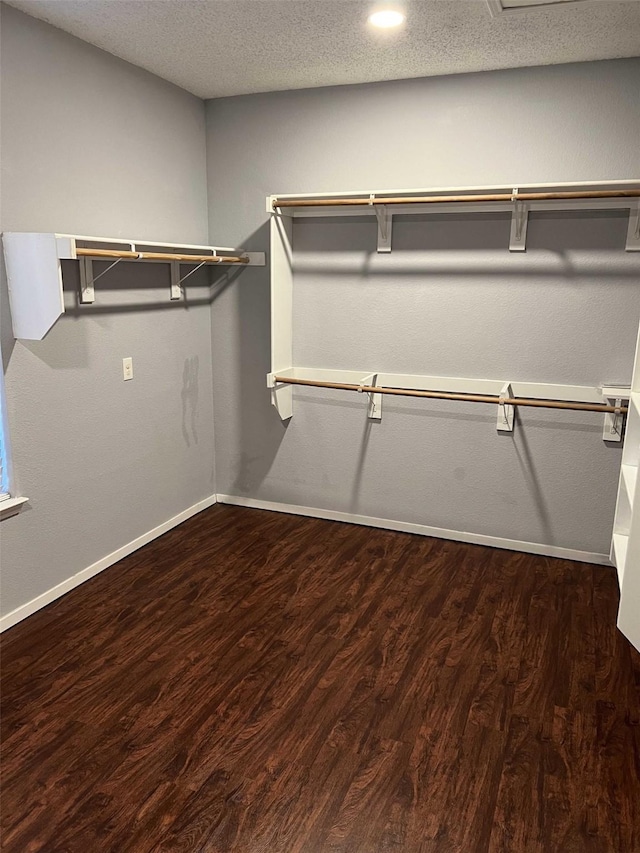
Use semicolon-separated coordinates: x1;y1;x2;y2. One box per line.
0;351;28;521
0;495;28;520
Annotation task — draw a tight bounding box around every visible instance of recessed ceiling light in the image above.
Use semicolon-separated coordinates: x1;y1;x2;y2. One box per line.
368;9;405;28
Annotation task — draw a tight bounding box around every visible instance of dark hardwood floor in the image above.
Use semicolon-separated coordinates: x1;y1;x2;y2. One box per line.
1;505;639;852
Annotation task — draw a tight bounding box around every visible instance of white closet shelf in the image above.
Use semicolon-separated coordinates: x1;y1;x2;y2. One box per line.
269;179;640;253
267;178;639;425
2;232;266;340
268;366;628;437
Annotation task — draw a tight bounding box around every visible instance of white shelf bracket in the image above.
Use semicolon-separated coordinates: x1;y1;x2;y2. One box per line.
79;256;95;303
79;256;126;304
373;204;392;253
497;382;515;432
359;373;382;420
170;262;182;299
626;201;640;251
267;372;293;420
603;396;625;442
509;189;529;252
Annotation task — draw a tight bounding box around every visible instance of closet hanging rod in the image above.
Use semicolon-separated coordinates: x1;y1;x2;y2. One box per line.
272;189;640;209
273;376;628;414
75;248;250;264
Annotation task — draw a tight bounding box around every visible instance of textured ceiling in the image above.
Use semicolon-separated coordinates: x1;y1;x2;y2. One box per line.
6;0;640;99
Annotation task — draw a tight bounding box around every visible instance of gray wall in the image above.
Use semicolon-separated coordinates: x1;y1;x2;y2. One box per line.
206;59;640;555
0;5;213;617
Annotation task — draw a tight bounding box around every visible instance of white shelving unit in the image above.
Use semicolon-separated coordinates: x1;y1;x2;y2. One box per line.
267;179;640;651
611;331;640;651
266;180;638;430
2;232;265;341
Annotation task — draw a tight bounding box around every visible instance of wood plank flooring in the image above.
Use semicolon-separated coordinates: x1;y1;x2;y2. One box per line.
2;505;639;852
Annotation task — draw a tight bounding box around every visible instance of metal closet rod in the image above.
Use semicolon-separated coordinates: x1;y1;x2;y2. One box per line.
274;376;629;414
75;248;250;264
272;189;640;208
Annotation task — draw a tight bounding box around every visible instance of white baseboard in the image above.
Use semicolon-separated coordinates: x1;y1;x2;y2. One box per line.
216;494;611;566
3;491;610;634
0;494;217;633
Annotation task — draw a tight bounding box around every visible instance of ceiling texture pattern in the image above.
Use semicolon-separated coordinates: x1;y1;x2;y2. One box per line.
5;0;640;98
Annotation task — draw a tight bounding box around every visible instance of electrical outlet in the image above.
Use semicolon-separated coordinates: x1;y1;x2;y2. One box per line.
122;357;133;381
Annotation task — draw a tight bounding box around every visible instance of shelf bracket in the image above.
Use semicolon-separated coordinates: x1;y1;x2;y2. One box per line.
170;259;209;299
170;262;182;299
267;372;293;420
509;189;529;252
79;256;95;303
603;396;625;442
626;201;640;251
79;256;125;304
497;382;515;432
373;204;392;253
359;373;382;420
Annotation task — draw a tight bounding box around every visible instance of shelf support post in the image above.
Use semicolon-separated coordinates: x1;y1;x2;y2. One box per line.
269;212;294;419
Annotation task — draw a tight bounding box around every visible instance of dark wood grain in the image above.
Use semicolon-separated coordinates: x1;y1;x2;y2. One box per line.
1;505;639;852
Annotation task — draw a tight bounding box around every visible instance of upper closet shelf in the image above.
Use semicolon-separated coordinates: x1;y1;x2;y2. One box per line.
2;232;266;340
268;179;640;254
